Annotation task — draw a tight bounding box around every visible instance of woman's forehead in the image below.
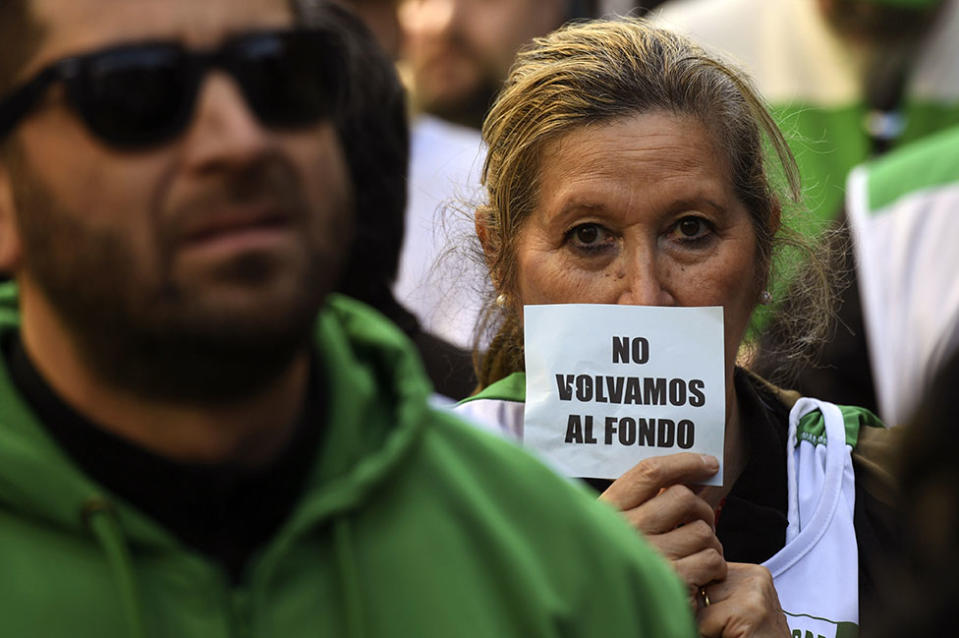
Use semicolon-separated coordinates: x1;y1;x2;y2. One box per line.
533;113;736;217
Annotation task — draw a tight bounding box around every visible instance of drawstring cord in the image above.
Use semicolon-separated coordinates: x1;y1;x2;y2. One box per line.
334;517;366;638
82;499;148;638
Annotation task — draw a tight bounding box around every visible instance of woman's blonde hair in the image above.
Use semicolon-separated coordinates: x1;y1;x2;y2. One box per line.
474;17;831;389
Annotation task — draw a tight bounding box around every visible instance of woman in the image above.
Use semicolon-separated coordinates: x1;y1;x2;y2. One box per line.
456;18;896;638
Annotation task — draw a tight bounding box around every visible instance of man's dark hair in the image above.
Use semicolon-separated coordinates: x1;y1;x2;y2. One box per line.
295;2;477;399
0;0;46;157
0;1;45;100
295;1;410;315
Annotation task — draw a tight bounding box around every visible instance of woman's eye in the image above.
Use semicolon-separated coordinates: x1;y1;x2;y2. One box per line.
565;223;613;252
575;224;600;244
669;216;712;242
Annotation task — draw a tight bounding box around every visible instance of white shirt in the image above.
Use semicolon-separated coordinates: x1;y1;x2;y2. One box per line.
393;115;488;350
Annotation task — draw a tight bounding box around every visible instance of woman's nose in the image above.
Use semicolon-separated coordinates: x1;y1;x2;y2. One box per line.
615;255;676;306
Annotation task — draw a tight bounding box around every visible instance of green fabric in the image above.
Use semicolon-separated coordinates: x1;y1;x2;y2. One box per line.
460;371;526;404
748;100;959;332
772;100;959;234
794;404;884;448
862;124;959;213
0;286;695;638
783;612;860;638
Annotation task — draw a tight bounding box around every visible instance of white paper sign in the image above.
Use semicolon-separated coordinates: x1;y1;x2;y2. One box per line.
523;304;725;486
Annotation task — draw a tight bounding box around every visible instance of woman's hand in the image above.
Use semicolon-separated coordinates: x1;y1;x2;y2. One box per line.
697;563;790;638
599;453;790;638
599;452;725;589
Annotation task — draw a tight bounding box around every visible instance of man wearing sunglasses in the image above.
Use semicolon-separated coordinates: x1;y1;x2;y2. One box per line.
0;1;695;636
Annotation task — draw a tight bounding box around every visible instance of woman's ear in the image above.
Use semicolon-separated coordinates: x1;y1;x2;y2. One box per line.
0;160;23;273
769;201;782;236
474;207;500;286
474;208;491;255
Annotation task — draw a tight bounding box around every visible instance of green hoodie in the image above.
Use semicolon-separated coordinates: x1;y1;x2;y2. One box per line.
0;289;694;638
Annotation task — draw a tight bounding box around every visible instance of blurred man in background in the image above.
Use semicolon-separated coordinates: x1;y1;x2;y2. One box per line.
401;0;569;129
334;0;404;56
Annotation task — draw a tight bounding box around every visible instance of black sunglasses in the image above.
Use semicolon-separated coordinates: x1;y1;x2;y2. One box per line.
0;28;345;150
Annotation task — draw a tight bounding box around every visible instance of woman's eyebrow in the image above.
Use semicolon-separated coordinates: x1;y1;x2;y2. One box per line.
666;197;727;216
543;201;610;228
551;196;727;223
556;201;606;216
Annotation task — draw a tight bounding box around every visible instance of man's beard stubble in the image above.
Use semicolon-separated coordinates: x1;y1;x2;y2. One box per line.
423;79;498;131
415;35;502;130
11;153;341;404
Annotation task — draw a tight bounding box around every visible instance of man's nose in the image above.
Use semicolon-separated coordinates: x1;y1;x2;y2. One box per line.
404;0;459;35
616;253;676;306
179;72;273;173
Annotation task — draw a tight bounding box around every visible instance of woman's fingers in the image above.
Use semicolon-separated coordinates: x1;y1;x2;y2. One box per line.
670;547;727;590
697;563;790;638
599;452;725;592
639;518;724;561
620;483;716;534
600;452;720;510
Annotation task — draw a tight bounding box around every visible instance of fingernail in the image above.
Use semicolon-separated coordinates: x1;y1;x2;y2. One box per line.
701;455;719;471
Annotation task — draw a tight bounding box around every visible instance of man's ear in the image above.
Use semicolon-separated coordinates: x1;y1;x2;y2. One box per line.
0;159;24;273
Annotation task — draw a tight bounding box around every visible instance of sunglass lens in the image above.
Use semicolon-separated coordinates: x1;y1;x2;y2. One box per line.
233;32;340;129
72;45;195;149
